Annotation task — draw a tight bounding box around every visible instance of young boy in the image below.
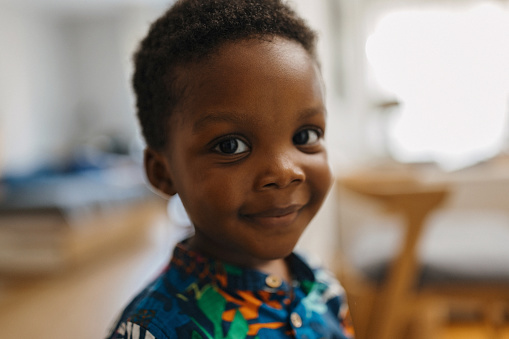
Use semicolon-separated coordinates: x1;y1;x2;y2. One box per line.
107;0;353;338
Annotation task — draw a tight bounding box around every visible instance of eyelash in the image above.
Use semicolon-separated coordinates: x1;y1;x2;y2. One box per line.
212;135;250;155
292;128;323;146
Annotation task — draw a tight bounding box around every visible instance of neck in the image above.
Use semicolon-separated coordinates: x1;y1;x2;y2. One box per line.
186;235;293;283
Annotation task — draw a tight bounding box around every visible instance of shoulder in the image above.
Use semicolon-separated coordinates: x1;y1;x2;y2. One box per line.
106;266;195;339
107;260;235;339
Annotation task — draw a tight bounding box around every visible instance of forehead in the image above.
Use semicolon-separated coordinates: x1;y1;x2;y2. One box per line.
171;37;325;129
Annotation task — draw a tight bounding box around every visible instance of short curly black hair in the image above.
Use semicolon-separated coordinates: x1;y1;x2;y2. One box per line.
133;0;318;150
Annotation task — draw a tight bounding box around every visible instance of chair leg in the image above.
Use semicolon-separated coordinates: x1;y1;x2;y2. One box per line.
366;209;429;339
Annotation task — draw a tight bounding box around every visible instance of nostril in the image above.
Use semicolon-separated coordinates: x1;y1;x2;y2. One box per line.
262;182;278;189
260;177;303;190
255;156;305;190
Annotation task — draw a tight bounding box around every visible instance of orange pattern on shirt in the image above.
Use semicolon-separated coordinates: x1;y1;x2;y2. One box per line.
218;289;287;335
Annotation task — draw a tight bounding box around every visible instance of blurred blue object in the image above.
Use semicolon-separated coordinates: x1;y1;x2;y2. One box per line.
0;152;153;213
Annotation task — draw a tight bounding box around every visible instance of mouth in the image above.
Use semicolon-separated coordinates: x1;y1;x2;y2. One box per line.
242;204;303;227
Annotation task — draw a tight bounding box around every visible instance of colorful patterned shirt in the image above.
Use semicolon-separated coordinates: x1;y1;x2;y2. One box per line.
107;241;354;339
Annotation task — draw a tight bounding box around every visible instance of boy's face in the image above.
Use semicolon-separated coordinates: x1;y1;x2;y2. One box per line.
149;37;332;267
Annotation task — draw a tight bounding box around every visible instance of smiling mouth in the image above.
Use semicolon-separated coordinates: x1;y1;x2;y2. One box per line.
243;205;303;227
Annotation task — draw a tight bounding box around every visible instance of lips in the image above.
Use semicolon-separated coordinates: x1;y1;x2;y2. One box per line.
242;204;303;227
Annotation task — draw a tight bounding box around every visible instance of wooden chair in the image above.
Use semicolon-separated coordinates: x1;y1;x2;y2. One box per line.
335;169;509;339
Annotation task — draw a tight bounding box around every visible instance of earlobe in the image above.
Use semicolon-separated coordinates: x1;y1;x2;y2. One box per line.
144;148;177;197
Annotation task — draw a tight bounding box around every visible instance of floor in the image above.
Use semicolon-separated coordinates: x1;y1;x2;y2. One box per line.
0;206;172;339
441;324;509;339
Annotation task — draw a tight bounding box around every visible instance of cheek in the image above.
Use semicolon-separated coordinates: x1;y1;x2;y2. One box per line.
308;156;333;201
183;167;247;216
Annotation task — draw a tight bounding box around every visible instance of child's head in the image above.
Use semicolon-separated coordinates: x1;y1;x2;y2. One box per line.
135;0;333;268
133;0;318;151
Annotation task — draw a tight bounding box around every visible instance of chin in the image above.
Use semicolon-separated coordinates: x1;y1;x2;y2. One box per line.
252;238;298;261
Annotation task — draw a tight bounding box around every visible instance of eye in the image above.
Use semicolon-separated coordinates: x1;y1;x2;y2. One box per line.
213;137;249;155
293;129;320;146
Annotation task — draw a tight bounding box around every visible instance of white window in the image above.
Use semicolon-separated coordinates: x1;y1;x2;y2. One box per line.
365;2;509;170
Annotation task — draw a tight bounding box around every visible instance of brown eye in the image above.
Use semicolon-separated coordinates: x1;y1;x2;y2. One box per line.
214;137;249;154
293;129;320;145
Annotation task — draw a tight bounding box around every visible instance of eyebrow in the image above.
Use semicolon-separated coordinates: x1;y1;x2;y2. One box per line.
298;107;327;120
193;107;326;132
193;111;249;132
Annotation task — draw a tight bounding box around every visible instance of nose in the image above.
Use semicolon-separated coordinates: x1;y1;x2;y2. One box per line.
254;151;305;190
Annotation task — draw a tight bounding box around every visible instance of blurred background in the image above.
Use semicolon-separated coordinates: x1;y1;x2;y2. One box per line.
1;0;509;338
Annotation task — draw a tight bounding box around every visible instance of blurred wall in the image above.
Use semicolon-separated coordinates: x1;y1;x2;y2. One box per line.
0;3;163;175
0;7;69;174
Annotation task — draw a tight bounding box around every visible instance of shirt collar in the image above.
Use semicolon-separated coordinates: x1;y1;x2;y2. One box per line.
169;240;317;293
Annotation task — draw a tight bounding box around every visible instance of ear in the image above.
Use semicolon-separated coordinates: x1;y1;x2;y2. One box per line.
144;148;177;197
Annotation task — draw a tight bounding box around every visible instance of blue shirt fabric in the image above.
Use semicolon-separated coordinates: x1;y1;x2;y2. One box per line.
107;241;354;339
